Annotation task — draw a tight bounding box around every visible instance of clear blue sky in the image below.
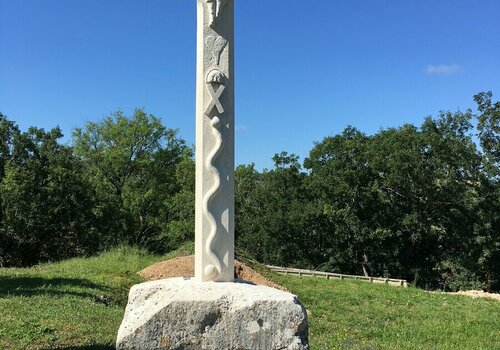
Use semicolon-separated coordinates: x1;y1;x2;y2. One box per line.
1;0;499;170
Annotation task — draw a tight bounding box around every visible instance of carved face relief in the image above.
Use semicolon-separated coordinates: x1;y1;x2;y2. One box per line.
204;0;229;28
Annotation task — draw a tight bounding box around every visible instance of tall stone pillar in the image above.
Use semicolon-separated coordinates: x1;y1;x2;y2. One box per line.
195;0;234;282
116;3;309;348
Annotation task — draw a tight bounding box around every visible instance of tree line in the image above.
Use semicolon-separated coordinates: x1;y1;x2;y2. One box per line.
0;110;194;267
0;92;498;292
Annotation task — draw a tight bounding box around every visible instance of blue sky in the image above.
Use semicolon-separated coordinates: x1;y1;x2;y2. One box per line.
1;0;499;170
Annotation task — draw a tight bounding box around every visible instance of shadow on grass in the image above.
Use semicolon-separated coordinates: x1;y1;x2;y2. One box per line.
0;276;112;300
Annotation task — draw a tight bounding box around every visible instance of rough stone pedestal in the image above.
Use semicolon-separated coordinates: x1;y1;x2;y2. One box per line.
116;278;309;350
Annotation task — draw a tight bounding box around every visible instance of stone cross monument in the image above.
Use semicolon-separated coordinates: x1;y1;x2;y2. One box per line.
116;2;309;347
195;0;234;282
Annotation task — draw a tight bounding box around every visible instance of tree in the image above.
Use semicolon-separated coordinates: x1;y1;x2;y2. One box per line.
0;113;18;266
304;127;384;276
236;153;311;267
0;126;97;266
0;113;18;180
72;109;189;247
153;156;196;253
233;95;499;291
474;91;500;176
234;162;261;259
368;112;484;288
302;111;490;290
472;92;500;290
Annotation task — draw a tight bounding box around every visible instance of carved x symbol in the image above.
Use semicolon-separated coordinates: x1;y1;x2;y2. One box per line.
205;83;225;115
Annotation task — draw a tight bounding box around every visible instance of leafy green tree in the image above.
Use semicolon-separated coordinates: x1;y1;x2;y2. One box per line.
233;94;499;291
0;113;18;180
304;127;385;276
474;177;500;291
474;91;499;176
2;92;498;291
472;91;500;290
0;126;97;266
369;112;483;288
234;163;260;245
153;156;196;253
236;153;311;267
73;109;189;247
0;113;18;266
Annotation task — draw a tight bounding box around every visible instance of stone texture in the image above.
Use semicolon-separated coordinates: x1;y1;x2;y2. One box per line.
116;278;309;350
195;0;235;282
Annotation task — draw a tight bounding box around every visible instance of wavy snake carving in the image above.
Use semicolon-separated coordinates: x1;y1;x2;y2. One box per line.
202;2;228;278
203;96;224;279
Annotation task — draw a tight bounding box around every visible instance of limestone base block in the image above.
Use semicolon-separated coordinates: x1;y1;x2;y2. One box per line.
116;278;309;350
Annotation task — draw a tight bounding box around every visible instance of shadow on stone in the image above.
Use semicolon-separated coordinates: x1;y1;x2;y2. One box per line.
233;278;256;286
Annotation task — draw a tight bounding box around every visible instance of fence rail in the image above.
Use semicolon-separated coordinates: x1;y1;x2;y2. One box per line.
266;265;408;288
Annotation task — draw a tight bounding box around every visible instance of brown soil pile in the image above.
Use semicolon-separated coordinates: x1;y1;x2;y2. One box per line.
138;255;285;291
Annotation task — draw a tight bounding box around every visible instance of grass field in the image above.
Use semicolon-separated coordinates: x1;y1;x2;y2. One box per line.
0;245;191;350
0;246;499;349
273;275;500;350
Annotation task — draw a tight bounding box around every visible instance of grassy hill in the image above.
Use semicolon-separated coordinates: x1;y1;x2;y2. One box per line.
274;275;500;349
0;247;499;350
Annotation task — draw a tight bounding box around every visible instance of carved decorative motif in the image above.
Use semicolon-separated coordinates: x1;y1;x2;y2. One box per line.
196;0;233;282
204;0;229;28
206;68;226;85
205;69;226;115
202;17;229;280
205;84;225;115
203;113;224;279
205;35;228;65
203;70;226;278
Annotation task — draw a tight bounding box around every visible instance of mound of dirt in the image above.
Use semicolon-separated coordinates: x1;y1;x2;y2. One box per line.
138;255;285;291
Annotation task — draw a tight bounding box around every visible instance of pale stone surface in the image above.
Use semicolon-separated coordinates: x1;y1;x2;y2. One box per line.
116;278;309;350
195;0;235;282
117;1;311;347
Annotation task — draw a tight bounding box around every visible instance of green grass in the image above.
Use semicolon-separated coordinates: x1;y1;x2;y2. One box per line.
0;244;193;350
0;244;499;349
274;275;500;350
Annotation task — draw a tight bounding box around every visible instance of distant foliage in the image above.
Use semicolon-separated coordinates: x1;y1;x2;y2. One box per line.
0;119;97;265
235;93;500;292
72;109;192;250
1;93;498;292
0;110;194;266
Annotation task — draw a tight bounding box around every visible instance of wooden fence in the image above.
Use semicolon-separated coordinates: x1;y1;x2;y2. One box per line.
266;265;409;288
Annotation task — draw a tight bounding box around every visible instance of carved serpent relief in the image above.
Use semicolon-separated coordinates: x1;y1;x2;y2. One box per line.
204;70;226;279
203;112;223;279
202;1;229;280
203;52;227;279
